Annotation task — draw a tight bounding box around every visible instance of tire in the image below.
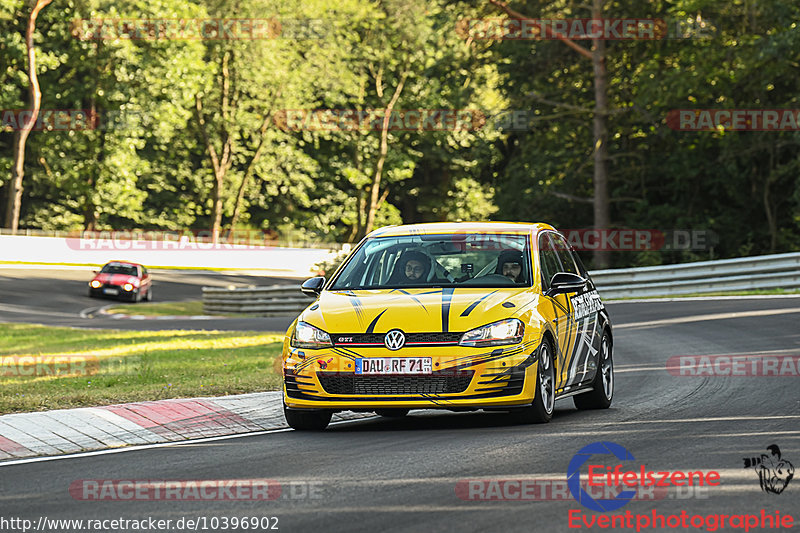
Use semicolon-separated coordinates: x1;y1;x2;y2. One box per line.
574;331;613;410
375;408;409;418
284;407;331;431
511;337;555;424
145;286;153;302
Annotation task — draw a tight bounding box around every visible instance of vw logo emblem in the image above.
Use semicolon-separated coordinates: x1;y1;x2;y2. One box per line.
384;330;406;351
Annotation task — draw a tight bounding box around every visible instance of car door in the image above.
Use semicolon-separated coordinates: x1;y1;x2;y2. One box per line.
551;233;601;389
538;232;573;391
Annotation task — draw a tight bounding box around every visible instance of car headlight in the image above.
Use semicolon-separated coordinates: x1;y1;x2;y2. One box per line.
90;280;102;288
459;319;524;347
291;321;332;349
123;283;134;291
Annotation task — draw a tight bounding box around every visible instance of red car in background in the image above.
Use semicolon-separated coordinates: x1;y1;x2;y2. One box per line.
88;261;152;302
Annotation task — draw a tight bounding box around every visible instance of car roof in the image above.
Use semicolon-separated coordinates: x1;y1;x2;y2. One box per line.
367;221;555;238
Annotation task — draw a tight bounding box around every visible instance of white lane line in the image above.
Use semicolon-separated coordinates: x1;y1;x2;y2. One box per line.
616;307;800;329
607;295;800;303
0;303;76;318
0;417;374;468
78;306;101;318
79;304;115;319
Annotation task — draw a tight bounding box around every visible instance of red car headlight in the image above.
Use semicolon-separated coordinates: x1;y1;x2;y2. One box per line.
90;280;102;288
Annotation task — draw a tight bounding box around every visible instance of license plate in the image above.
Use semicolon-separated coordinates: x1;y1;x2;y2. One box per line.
103;288;119;295
355;357;432;375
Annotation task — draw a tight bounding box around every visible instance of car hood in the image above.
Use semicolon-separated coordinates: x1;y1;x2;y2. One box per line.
300;287;535;334
93;273;138;286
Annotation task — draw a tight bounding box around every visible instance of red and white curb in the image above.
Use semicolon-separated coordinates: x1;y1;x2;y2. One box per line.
0;392;372;461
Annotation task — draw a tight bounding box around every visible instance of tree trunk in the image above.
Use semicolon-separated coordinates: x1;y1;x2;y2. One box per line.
4;0;52;232
489;0;611;267
194;51;233;244
228;99;280;235
591;0;611;268
361;72;407;239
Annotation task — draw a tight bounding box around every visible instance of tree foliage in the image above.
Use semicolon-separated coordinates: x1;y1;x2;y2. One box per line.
1;0;799;267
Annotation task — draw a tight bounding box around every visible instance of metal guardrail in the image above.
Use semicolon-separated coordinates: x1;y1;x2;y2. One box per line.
590;252;800;299
202;253;800;315
202;285;313;317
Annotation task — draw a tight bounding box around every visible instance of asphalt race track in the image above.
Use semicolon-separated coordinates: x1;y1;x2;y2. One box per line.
0;267;299;331
1;296;799;533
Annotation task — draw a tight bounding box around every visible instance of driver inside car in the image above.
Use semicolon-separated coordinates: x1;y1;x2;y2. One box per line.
389;250;432;285
495;250;526;283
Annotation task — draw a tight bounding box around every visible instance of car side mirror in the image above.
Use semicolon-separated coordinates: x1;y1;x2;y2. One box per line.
545;272;587;297
300;276;326;297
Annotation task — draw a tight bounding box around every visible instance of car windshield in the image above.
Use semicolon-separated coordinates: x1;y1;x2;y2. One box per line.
330;233;531;290
100;264;138;276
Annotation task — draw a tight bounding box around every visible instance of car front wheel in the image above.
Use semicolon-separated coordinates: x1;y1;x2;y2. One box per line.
574;331;613;410
511;337;555;424
284;407;332;431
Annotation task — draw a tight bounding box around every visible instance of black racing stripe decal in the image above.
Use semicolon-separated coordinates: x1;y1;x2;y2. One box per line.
447;352;516;370
296;358;317;372
332;348;359;360
396;289;428;312
562;302;577;378
460;291;498;317
441;287;454;332
349;296;365;326
365;309;387;334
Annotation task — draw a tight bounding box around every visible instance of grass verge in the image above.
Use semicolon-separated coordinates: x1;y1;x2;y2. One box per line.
0;323;284;414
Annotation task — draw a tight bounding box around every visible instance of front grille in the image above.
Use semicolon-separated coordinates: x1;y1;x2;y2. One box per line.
332;332;463;346
317;371;474;395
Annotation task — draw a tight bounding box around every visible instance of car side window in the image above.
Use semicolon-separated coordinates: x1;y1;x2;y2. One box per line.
552;234;579;275
538;233;562;291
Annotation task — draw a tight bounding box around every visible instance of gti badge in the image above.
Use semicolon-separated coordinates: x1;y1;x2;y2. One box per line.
384;330;406;351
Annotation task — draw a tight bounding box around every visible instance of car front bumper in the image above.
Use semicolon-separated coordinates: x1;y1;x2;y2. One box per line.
282;342;540;411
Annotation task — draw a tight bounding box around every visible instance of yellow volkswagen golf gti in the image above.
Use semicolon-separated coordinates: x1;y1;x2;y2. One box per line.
282;222;613;430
